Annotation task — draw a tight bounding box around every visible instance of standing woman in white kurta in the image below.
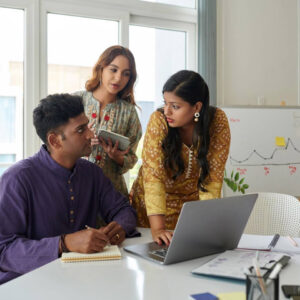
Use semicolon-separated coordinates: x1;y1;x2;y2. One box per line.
75;45;142;197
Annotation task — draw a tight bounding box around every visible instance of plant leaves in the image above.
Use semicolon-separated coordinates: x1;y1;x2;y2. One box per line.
232;183;237;192
224;178;230;185
242;184;249;189
234;172;239;181
239;178;245;185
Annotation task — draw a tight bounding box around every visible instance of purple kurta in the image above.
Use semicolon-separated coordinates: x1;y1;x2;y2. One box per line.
0;145;137;284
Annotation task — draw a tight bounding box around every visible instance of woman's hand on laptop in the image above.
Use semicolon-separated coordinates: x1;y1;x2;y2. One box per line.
148;215;173;246
152;229;173;246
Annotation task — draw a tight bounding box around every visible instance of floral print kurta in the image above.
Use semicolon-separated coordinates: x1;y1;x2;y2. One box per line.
130;108;230;229
75;90;142;197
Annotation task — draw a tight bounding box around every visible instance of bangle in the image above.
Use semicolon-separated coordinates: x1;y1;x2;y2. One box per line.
60;234;70;253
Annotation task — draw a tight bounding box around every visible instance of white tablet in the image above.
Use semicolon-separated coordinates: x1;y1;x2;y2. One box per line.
98;129;130;151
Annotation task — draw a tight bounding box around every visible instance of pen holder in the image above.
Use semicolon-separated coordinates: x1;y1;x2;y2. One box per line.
246;272;279;300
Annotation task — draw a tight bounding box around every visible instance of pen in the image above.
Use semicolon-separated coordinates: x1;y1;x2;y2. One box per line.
267;233;280;250
266;255;290;284
287;235;298;247
85;225;111;246
275;255;291;269
252;252;267;295
268;263;282;280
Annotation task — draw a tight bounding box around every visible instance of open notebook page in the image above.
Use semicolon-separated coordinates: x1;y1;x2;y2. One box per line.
61;245;121;262
238;234;300;254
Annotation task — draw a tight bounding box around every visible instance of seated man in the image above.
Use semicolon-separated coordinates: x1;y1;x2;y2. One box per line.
0;94;138;284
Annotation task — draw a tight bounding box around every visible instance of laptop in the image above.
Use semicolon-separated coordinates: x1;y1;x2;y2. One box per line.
124;193;258;265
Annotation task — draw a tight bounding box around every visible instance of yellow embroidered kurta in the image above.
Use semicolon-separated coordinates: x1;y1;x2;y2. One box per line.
130;108;231;229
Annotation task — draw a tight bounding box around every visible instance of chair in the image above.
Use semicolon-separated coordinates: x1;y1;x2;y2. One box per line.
243;192;300;237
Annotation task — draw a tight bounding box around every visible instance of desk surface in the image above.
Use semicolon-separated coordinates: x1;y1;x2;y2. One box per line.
0;228;299;300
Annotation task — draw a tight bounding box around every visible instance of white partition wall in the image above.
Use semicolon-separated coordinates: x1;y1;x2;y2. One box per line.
217;0;300;107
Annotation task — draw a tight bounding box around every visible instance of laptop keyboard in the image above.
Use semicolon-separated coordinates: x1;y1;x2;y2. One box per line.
150;248;168;258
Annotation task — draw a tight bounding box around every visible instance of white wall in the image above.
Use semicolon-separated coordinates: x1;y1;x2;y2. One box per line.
217;0;299;106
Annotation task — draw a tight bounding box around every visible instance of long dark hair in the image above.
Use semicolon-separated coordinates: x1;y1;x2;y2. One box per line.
161;70;216;191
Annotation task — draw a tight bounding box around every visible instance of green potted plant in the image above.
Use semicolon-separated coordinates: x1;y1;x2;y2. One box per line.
223;169;249;194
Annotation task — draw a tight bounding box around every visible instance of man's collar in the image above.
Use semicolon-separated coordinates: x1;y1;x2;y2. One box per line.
38;145;79;179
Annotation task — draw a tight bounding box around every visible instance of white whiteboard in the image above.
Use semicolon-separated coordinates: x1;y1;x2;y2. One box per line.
222;107;300;197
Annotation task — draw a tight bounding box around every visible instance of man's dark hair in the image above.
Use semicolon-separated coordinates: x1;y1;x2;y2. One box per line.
33;93;84;144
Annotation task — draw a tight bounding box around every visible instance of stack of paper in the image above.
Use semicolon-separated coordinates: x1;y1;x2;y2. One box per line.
61;245;121;263
191;249;284;280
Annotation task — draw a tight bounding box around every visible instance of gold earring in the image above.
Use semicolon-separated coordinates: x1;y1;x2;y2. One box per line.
194;112;200;122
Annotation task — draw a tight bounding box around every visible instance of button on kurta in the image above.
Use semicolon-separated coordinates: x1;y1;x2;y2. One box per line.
70;196;74;200
70;219;74;223
70;210;74;215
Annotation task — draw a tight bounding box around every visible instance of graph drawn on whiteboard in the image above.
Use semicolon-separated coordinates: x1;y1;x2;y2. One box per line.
229;138;300;166
222;107;300;196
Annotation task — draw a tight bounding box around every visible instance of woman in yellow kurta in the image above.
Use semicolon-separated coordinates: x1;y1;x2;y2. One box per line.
130;70;230;245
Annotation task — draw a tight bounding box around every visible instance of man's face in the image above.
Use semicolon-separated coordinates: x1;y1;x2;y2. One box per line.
58;113;93;160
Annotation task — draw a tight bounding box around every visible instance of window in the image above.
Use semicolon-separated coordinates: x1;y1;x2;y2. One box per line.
140;0;195;9
47;13;118;94
130;25;186;129
129;24;187;187
0;7;24;175
0;0;197;184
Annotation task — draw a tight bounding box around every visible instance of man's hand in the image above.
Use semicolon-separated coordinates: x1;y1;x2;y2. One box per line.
100;221;126;246
64;228;109;253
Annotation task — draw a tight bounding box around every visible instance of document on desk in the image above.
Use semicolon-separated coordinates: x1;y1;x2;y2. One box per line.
238;234;300;254
191;250;285;280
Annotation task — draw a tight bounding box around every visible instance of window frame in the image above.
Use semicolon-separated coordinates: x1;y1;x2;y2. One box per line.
130;15;196;70
0;0;197;160
0;89;23;162
0;0;40;159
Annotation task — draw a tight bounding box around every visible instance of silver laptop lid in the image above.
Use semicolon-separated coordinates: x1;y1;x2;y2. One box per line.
124;194;257;265
163;193;258;264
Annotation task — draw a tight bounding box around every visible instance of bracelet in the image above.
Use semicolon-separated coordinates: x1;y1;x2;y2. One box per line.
60;234;70;253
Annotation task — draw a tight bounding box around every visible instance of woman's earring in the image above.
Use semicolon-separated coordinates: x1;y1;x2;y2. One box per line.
194;112;200;122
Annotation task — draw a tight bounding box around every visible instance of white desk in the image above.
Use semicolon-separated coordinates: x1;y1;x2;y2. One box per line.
0;228;299;300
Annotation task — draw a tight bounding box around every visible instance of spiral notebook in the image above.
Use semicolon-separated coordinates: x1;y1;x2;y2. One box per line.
61;245;121;263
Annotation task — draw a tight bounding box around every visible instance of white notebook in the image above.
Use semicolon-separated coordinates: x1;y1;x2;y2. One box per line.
238;234;300;254
61;245;121;263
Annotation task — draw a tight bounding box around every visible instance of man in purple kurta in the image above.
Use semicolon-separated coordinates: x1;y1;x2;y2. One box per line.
0;94;138;284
